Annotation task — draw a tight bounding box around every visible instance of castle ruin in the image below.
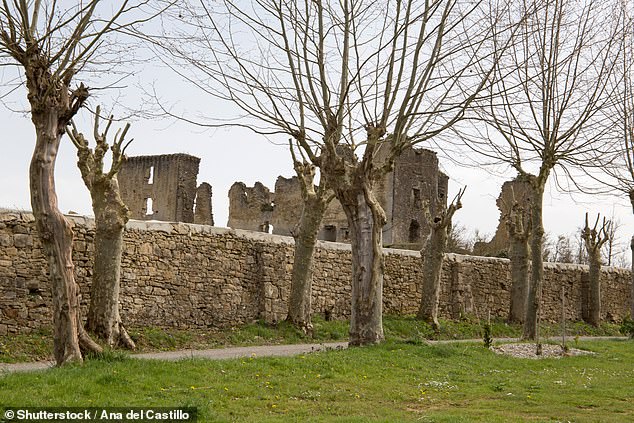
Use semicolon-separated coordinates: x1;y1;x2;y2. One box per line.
228;147;449;248
474;176;532;257
118;154;214;225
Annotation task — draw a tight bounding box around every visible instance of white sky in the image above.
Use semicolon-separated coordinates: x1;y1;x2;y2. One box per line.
2;89;632;266
1;2;633;266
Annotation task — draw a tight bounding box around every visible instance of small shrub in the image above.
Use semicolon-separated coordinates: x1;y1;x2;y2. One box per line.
483;321;493;348
620;318;634;339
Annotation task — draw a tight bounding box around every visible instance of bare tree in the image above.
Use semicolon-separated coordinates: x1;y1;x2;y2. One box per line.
581;1;634;317
602;214;621;266
66;107;135;349
445;222;471;254
554;235;576;264
504;184;531;323
153;0;519;345
286;146;333;333
417;187;465;329
581;212;611;326
464;0;624;340
0;1;164;365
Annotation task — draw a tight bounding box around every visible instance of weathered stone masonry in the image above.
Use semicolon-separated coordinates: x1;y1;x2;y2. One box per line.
0;210;630;335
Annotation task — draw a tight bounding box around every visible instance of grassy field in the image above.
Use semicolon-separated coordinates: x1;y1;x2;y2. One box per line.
1;339;632;422
0;315;622;363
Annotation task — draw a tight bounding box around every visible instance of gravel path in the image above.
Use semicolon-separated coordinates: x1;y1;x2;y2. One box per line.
134;342;348;361
0;342;348;374
0;336;625;374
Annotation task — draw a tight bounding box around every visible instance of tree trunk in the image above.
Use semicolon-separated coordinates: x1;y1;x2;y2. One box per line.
631;235;634;319
523;187;544;340
508;237;529;323
585;249;602;326
86;180;135;348
339;185;385;346
30;110;101;365
287;195;328;333
417;225;447;328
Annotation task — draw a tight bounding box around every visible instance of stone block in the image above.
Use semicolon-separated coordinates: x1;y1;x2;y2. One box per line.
13;234;33;248
0;234;11;247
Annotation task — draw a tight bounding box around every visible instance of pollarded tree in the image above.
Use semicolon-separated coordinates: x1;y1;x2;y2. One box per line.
66;107;135;348
154;0;521;345
464;0;625;340
581;212;612;327
504;183;531;323
592;4;634;317
286;146;333;333
417;187;465;329
0;1;164;365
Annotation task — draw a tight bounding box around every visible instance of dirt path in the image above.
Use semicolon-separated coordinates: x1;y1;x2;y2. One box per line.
0;342;348;374
0;336;626;374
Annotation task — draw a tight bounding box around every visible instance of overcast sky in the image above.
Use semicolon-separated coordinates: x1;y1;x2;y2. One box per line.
2;88;631;266
1;2;632;266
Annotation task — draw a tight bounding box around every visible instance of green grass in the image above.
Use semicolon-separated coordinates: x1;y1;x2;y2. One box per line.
0;329;52;363
1;339;633;421
0;316;622;363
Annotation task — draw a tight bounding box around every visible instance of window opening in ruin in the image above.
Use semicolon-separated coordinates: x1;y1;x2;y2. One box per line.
412;188;422;208
409;220;421;243
438;183;446;200
147;166;154;184
324;225;337;242
260;221;272;233
145;198;154;216
341;227;350;241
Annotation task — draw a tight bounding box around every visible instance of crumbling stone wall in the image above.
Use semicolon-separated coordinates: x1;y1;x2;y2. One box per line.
0;210;630;335
119;154;213;225
474;176;532;257
379;147;449;248
228;147;448;247
194;183;214;226
227;182;274;232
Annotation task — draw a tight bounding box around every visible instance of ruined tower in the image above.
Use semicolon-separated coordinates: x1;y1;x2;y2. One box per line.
227;146;448;248
118;154;214;224
473;176;532;257
377;147;448;248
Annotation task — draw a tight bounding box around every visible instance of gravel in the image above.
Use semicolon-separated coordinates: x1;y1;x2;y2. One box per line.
491;343;596;359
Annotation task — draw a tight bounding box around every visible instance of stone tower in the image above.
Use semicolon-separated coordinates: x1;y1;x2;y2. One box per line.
377;147;448;248
118;154;213;224
227;146;448;248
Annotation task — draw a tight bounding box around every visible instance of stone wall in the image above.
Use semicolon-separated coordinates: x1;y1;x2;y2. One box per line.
0;210;631;335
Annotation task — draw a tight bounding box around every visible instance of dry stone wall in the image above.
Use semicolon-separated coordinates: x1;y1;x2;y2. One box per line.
0;210;631;335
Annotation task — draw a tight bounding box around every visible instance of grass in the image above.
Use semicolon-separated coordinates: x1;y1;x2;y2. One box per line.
1;339;633;421
0;315;622;363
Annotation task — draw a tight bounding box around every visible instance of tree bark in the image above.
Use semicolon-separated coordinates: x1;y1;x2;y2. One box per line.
339;185;385;346
417;224;447;328
86;182;135;348
630;236;634;319
523;186;544;340
508;237;529;323
68;114;135;349
586;249;602;326
287;194;328;333
506;198;531;324
29;109;102;365
580;213;610;327
417;188;463;328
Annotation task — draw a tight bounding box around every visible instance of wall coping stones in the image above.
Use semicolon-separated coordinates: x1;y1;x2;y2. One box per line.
1;208;631;275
